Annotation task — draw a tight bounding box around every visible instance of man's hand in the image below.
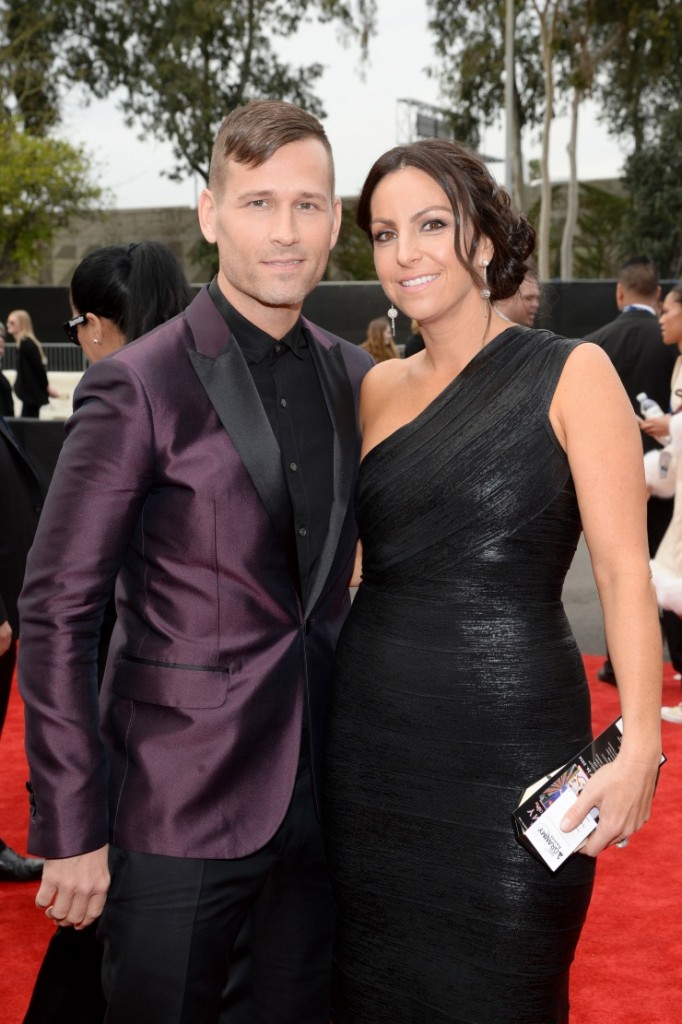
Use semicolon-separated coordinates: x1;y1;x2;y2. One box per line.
0;620;12;657
36;845;110;929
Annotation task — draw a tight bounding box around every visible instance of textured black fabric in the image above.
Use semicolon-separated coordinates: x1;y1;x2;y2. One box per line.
324;327;596;1024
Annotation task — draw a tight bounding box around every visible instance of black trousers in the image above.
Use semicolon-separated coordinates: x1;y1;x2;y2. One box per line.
0;636;16;736
98;747;335;1024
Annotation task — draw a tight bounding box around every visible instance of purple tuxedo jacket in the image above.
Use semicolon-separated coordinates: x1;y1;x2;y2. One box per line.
19;287;373;860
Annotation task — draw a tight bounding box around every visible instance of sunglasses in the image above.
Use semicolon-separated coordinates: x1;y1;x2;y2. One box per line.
62;314;88;346
62;310;114;346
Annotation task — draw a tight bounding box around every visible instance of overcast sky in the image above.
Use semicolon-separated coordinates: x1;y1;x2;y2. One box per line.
59;1;628;210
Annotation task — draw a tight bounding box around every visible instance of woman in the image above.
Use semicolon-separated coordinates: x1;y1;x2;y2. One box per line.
360;316;400;361
323;140;662;1023
639;281;682;721
7;309;52;417
23;240;192;1024
62;241;193;364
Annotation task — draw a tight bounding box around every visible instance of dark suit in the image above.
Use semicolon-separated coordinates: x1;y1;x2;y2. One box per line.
0;415;43;732
586;307;677;555
18;287;372;1022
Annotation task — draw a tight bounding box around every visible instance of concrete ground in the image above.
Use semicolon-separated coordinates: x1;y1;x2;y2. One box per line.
3;370;77;421
562;536;605;656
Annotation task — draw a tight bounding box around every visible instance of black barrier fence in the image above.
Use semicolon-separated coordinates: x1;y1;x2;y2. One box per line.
2;343;87;373
3;277;674;490
3;279;675;348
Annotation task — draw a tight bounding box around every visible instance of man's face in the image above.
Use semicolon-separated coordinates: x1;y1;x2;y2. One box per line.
516;277;541;326
198;138;341;333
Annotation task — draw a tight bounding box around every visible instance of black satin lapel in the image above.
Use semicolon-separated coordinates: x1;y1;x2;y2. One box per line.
188;345;290;541
305;333;359;616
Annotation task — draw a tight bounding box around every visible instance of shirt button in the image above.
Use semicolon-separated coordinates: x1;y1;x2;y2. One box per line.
289;462;298;472
274;344;282;353
280;398;287;408
298;527;307;537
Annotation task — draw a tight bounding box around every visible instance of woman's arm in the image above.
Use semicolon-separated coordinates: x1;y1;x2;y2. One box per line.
550;343;662;856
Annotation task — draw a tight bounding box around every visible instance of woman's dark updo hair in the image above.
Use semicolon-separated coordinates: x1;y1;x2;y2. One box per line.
70;241;193;342
356;138;536;302
669;280;682;306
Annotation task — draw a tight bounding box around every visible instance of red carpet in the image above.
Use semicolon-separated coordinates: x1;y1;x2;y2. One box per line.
1;659;680;1023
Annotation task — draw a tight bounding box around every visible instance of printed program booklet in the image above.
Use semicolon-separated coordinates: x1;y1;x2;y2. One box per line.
512;717;666;871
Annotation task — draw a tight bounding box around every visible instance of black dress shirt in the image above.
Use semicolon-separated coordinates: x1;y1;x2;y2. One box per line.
208;279;334;598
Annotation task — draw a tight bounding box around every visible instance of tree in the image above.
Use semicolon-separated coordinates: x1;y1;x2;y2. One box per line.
0;2;68;134
426;0;678;281
426;0;545;212
48;0;376;185
554;2;627;280
327;199;376;281
572;183;628;279
596;0;682;157
621;107;682;279
0;116;102;281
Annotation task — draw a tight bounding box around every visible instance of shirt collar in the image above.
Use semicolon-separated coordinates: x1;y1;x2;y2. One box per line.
621;303;657;316
208;277;305;363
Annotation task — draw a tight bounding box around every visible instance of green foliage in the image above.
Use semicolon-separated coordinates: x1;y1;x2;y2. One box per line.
326;198;376;281
621;107;682;279
0;116;102;281
0;1;68;135
596;0;682;154
526;180;630;279
51;0;377;184
573;183;628;279
425;0;545;150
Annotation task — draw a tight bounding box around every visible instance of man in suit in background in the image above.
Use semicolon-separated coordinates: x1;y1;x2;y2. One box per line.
19;100;373;1024
0;414;44;880
495;263;542;328
585;256;676;684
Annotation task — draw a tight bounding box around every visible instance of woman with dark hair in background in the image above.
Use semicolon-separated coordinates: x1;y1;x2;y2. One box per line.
323;139;662;1023
23;240;193;1024
62;242;193;364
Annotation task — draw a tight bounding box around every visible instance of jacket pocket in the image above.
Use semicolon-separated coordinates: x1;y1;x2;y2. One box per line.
113;654;230;709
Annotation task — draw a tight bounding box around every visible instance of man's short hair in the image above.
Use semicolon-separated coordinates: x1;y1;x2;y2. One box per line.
209;100;335;196
618;257;659;299
524;260;539;284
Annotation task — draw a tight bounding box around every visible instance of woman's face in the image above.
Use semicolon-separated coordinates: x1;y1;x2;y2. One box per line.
368;166;489;330
659;291;682;348
6;312;20;338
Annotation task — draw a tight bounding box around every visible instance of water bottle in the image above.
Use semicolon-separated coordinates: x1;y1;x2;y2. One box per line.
637;392;670;444
659;449;673;479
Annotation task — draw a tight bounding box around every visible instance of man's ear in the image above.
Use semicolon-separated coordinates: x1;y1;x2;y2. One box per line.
615;282;625;309
329;196;342;251
198;188;218;244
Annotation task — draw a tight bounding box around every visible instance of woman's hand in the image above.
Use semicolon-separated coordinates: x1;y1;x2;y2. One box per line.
639;413;671;439
559;750;661;857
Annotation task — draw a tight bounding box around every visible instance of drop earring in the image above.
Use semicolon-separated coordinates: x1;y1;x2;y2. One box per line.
480;259;491;303
387;304;398;337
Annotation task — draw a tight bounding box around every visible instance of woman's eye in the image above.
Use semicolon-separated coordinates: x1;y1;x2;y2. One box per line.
373;230;395;243
423;219;446;231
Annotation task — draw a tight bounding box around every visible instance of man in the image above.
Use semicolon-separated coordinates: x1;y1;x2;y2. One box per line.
19;100;373;1024
494;265;541;327
0;413;44;880
585;256;677;684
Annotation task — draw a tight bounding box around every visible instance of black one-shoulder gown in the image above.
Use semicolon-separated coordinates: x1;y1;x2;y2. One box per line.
324;328;596;1023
